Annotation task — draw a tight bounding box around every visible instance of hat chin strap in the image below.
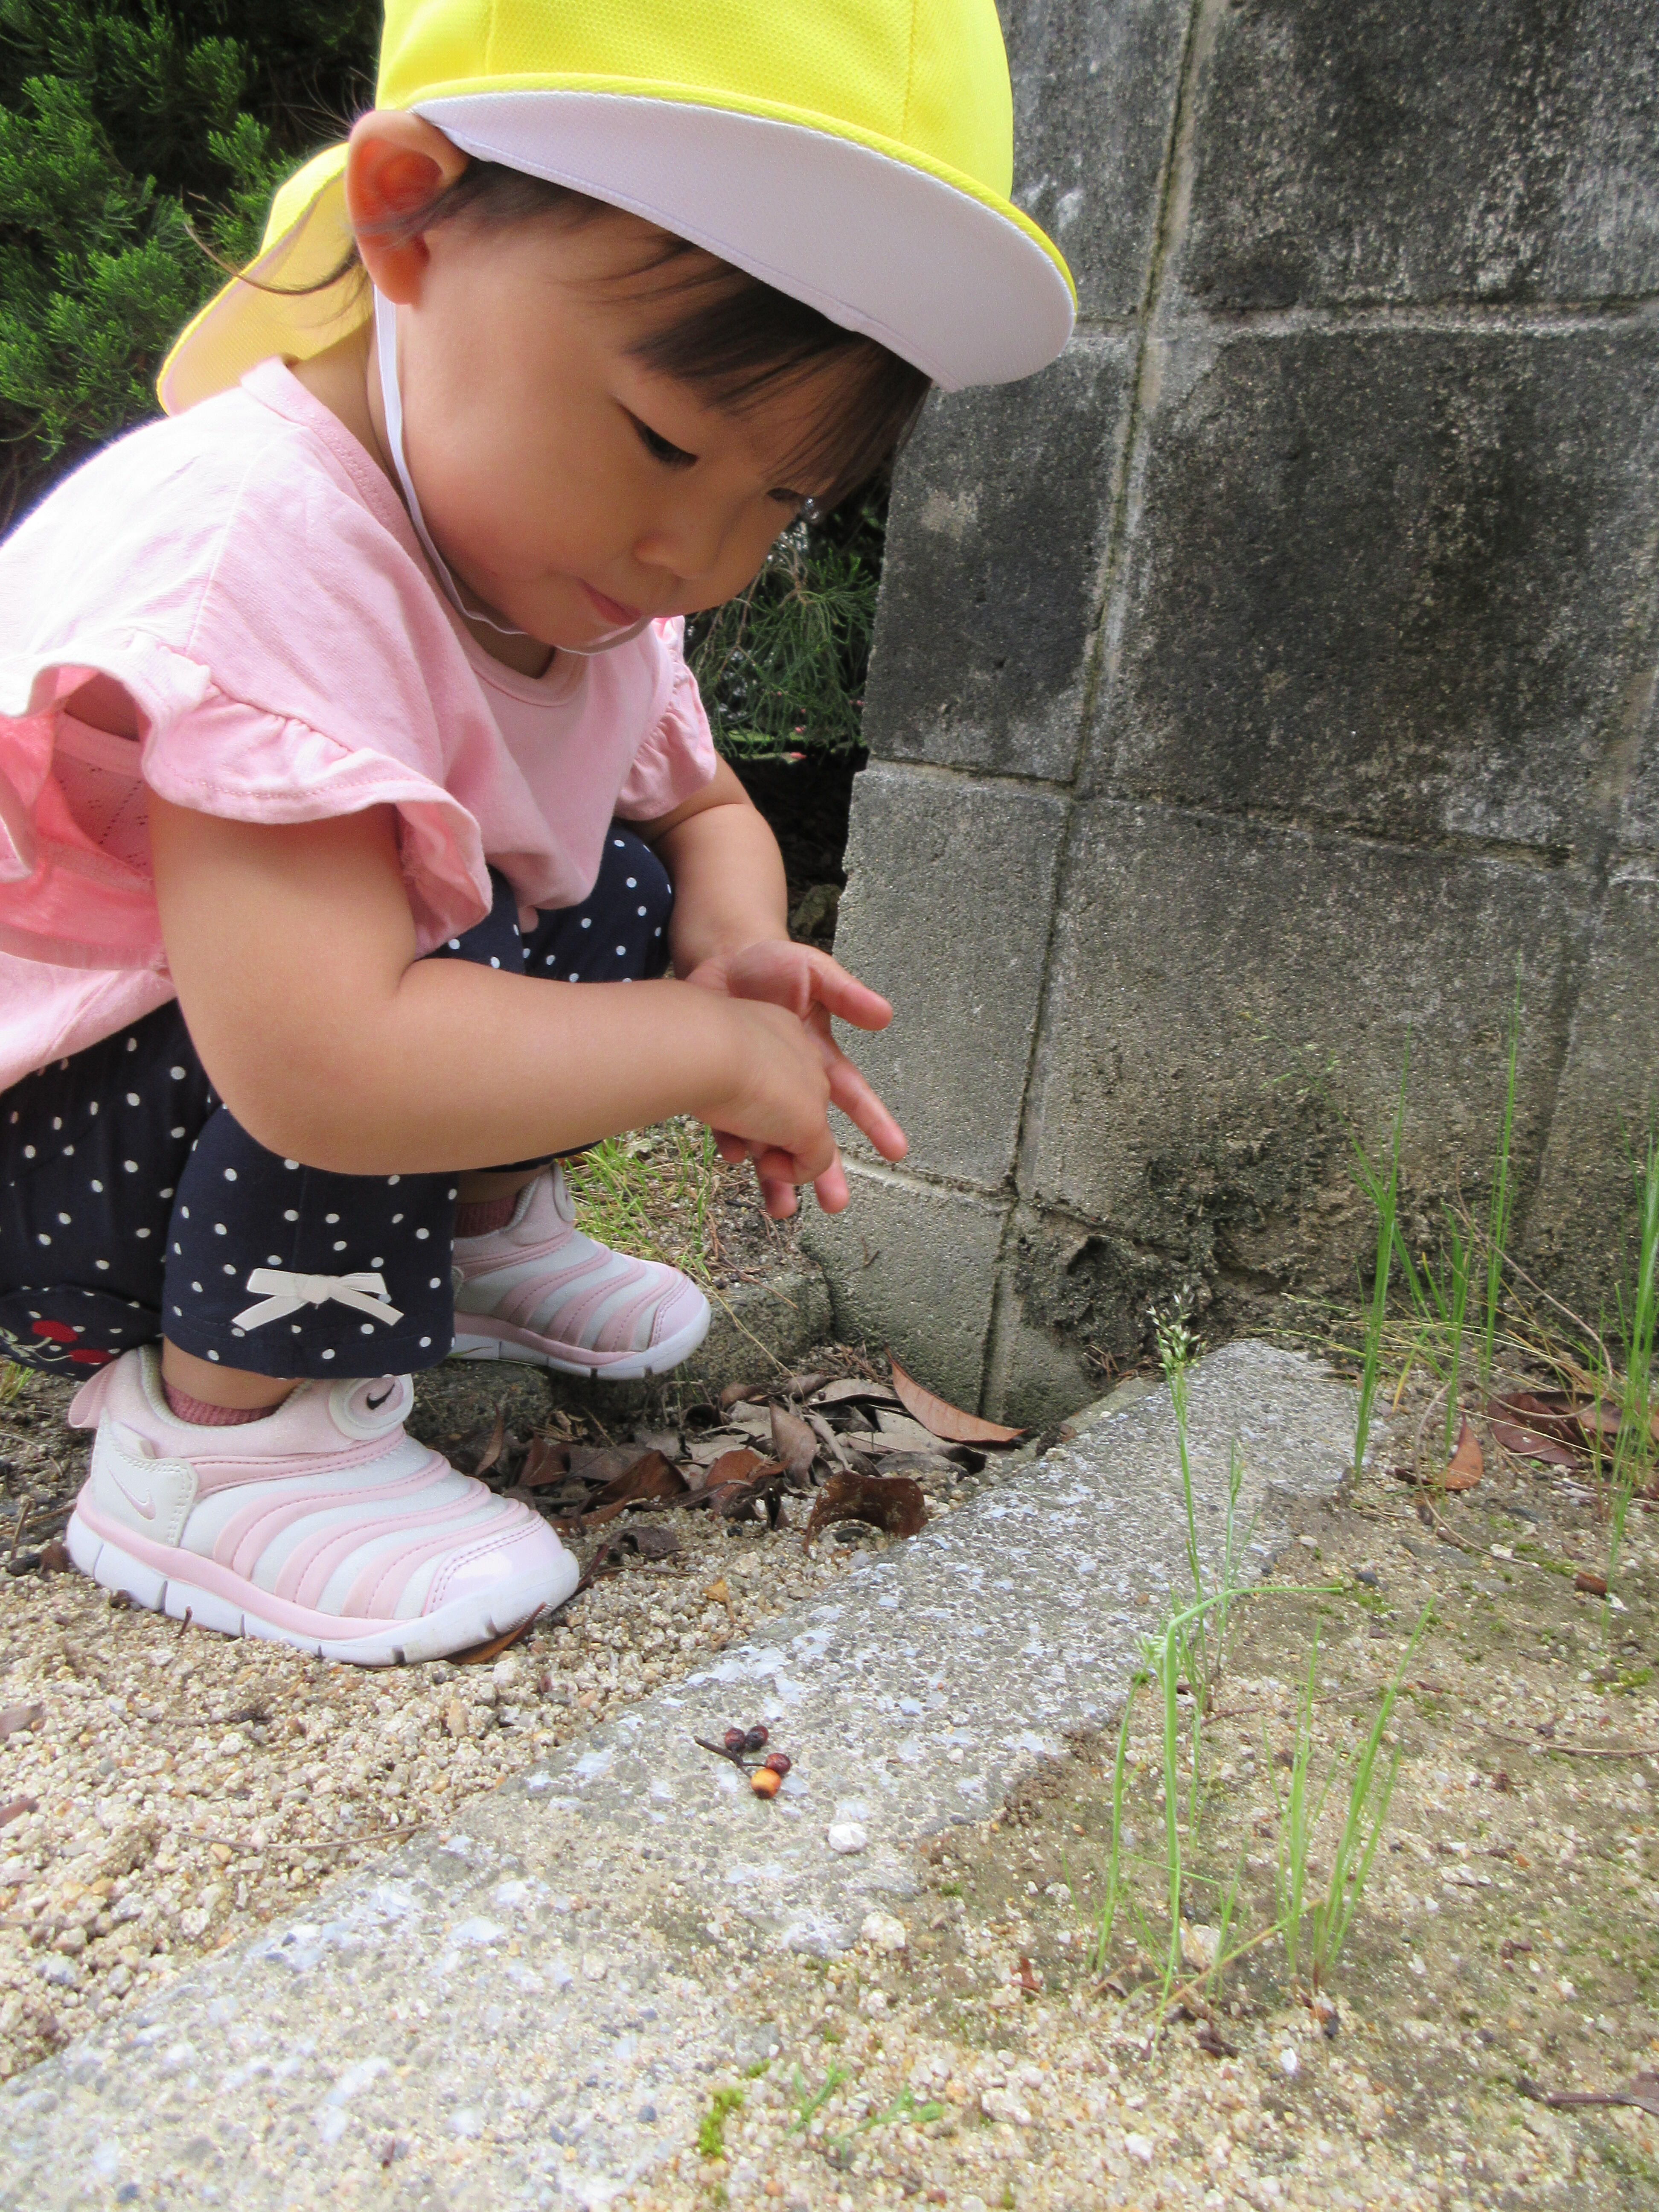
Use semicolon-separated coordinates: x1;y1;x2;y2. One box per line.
372;290;650;658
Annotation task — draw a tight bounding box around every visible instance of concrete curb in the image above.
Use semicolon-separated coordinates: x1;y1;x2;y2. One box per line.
0;1340;1354;2210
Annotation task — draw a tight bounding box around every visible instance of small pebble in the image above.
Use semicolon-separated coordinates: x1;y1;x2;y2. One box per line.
860;1909;907;1952
826;1821;868;1855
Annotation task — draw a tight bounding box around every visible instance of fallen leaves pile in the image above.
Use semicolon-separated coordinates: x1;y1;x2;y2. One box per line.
1391;1383;1659;1510
472;1354;1025;1598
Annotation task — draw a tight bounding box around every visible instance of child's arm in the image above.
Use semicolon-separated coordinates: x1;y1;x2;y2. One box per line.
640;762;907;1217
150;795;845;1198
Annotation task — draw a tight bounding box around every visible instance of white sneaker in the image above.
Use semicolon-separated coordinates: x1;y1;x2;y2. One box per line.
450;1165;710;1380
64;1346;578;1665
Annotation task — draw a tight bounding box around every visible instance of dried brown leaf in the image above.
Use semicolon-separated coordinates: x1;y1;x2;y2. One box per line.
704;1460;788;1525
518;1435;573;1490
1574;1569;1608;1596
771;1403;819;1481
801;1469;927;1551
724;1402;776;1441
806;1410;851;1467
0;1703;44;1741
583;1450;687;1522
783;1372;829;1400
618;1524;681;1561
683;1429;753;1469
1519;2072;1659;2119
1490;1420;1580;1468
1444;1417;1483;1490
868;1411;956;1457
473;1408;506;1479
719;1381;768;1410
807;1377;901;1409
887;1352;1024;1446
38;1539;70;1573
701;1447;766;1490
451;1610;544;1665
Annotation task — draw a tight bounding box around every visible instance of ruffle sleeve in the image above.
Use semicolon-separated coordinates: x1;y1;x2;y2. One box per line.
613;623;719;822
0;634;492;972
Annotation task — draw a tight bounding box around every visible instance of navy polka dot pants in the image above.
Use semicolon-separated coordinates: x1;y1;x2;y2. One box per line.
0;830;672;1380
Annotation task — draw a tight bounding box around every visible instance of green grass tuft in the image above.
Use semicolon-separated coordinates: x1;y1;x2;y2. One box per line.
563;1119;720;1281
696;2085;744;2159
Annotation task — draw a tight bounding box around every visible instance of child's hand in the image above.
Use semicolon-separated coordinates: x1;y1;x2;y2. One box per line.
682;941;907;1218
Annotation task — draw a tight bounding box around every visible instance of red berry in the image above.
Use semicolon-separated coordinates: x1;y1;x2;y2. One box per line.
763;1752;792;1777
744;1726;769;1753
723;1727;747;1754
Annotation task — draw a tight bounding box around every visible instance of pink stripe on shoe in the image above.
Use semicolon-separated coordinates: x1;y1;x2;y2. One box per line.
535;1260;657;1348
216;1460;450;1582
282;1490;493;1610
491;1249;611;1332
346;1509;526;1618
74;1495;402;1642
589;1278;672;1354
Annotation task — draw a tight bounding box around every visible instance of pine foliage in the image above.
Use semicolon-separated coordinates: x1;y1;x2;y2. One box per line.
0;0;376;524
685;494;885;760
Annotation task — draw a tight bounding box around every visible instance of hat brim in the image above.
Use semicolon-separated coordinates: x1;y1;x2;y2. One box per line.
160;89;1073;412
418;89;1074;390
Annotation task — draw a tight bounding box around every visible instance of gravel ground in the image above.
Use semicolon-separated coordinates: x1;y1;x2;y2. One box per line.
3;1348;1656;2211
0;1351;981;2085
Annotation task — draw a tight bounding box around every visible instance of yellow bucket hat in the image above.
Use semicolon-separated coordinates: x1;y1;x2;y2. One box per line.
158;0;1075;413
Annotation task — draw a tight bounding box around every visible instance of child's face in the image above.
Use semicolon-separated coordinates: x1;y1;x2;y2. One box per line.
370;197;847;651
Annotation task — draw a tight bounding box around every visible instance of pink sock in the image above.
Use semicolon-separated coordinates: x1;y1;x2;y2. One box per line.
162;1380;279;1427
454;1193;516;1237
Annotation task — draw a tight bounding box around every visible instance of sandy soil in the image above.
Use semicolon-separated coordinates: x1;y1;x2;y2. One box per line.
1;1350;1654;2212
603;1414;1656;2212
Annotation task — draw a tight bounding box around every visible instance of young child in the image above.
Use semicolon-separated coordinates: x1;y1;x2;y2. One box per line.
0;0;1074;1662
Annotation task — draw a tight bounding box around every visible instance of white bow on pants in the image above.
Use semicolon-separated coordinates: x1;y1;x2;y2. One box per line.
232;1269;404;1332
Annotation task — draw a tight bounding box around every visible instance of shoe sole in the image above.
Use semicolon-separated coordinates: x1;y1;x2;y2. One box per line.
65;1511;580;1666
449;1295;713;1380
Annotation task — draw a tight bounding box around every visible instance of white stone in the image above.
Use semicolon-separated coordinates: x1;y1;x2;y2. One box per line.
1179;1919;1219;1971
826;1821;868;1855
860;1910;908;1953
1124;2131;1155;2163
1278;2046;1299;2077
982;2084;1032;2126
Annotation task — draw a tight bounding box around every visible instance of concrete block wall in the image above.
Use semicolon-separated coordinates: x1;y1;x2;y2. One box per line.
805;0;1659;1424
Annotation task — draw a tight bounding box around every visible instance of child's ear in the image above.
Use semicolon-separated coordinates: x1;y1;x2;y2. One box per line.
346;111;471;304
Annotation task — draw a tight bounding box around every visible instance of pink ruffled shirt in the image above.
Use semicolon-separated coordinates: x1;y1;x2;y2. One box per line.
0;359;716;1094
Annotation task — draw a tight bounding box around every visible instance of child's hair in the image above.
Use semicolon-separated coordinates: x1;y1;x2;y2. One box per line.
277;158;932;507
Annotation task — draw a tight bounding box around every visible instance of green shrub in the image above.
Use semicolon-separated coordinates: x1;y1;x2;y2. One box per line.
0;0;376;524
686;491;885;761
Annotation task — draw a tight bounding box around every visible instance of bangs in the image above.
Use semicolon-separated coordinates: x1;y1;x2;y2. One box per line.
425;164;931;506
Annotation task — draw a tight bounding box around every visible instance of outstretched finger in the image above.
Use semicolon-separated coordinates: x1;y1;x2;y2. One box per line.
817;1044;907;1163
811;1153;851;1213
751;1145;800;1219
798;950;894;1034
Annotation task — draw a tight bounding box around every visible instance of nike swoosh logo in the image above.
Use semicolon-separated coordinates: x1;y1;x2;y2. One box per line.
365;1385;396;1411
108;1467;156;1521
